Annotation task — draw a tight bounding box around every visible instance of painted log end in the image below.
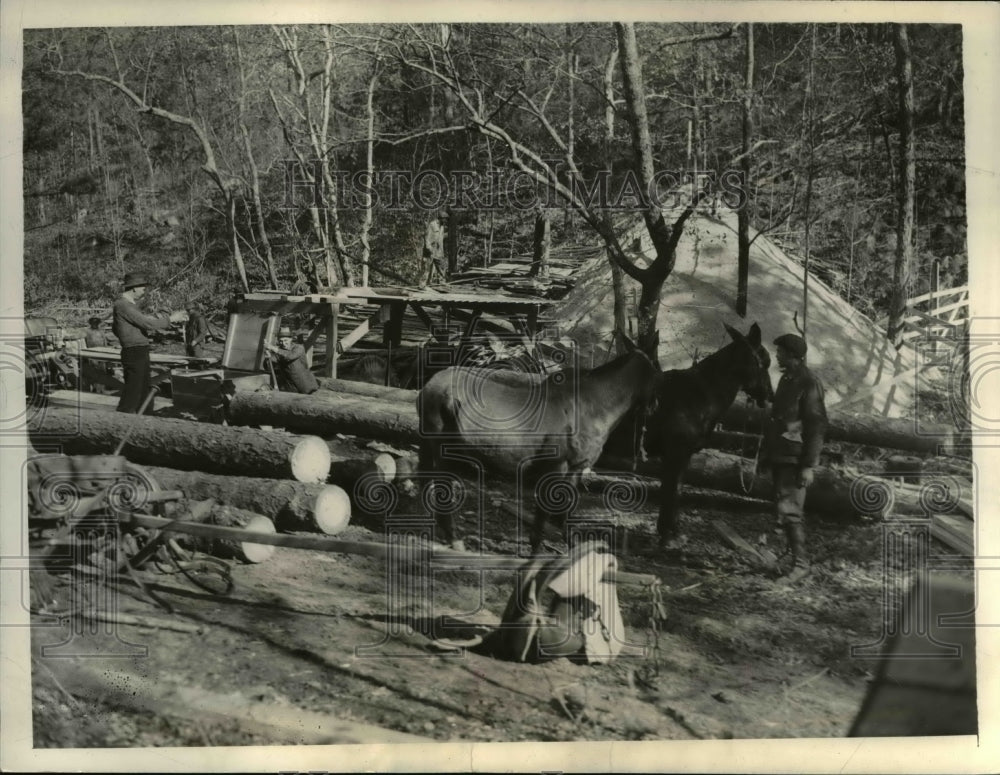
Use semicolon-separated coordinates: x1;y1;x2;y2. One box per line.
290;436;333;483
314;485;352;535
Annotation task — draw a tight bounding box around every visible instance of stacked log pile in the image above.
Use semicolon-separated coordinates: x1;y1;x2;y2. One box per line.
273;379;972;534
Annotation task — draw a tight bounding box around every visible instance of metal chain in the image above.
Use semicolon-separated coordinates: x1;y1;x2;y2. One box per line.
738;395;764;495
644;581;667;678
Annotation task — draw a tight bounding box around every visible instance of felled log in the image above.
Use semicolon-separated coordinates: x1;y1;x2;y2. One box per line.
227;390;419;443
143;465;351;535
721;402;959;456
199;504;277;564
326;439;396;490
599;449;974;521
31;406;330;484
130;513;660;586
317;377;419;405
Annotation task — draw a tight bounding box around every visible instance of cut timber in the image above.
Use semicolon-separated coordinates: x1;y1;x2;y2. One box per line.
129;514;659;586
722;402;958;455
318;377;419;404
326;439;396;489
227;390;419;443
143;466;351;535
202;505;277;563
31;406;330;483
600;449;973;521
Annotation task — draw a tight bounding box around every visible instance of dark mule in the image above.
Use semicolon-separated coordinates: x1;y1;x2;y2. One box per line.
644;322;773;547
417;339;661;552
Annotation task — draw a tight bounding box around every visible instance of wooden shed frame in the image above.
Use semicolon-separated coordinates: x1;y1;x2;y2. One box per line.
233;289;557;378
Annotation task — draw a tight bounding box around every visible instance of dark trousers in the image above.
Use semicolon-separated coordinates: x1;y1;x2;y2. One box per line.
117;345;152;414
772;464;807;526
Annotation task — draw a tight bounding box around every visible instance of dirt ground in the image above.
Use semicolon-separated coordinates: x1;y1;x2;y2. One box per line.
27;472;950;750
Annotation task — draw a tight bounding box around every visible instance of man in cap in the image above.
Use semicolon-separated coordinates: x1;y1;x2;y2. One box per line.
112;272;174;413
264;325;319;394
184;300;210;359
762;333;827;584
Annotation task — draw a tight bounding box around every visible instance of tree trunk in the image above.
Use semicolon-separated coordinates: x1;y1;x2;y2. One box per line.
182;504;277;563
227;390;420;444
249;377;962;458
888;23;916;347
32;407;331;483
599;449;972;521
529;210;551;279
719;401;958;455
318;377;419;404
234;28;278;289
800;23;817;338
325;440;397;490
143;465;351;534
736;22;754;317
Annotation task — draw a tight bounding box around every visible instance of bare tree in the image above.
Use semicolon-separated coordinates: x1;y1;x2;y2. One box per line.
385;22;734;355
887;23;916;347
54;41;252;291
736;23;754;317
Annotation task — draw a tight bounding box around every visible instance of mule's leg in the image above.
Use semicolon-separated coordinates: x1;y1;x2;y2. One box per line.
418;437;461;551
657;450;692;548
529;463;573;554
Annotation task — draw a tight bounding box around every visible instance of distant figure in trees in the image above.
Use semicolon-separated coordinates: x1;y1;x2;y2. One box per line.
112;272;176;413
761;333;828;585
264;325;319;395
85;317;109;348
423;215;447;285
184;301;209;359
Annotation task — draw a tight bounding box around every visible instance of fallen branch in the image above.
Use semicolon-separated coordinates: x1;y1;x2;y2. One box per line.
69;610;202;634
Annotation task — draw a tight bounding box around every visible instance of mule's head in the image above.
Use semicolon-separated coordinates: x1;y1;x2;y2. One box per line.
723;322;773;407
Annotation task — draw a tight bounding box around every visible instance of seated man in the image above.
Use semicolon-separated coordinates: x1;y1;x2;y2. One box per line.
264;326;319;394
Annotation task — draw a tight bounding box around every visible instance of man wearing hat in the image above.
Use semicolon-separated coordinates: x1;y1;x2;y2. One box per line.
184;301;210;359
762;333;828;584
112;272;174;413
264;326;319;394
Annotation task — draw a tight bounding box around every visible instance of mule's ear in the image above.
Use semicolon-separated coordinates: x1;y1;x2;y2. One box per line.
747;322;762;346
619;332;637;353
724;322;745;343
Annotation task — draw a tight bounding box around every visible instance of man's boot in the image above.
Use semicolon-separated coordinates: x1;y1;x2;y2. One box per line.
778;523;810;584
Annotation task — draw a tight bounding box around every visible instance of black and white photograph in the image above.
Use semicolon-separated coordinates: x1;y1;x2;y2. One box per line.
1;1;997;772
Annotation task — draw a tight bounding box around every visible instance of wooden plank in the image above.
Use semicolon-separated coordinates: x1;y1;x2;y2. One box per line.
326;303;339;378
128;514;658;585
710;519;776;569
45;389;172;413
931;514;974;556
905;285;968;307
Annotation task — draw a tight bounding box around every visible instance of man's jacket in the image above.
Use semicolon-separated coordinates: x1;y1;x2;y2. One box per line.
273;343;319;394
763;362;827;468
112;297;170;348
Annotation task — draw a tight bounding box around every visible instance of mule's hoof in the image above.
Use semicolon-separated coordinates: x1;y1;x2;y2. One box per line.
658;535;688;553
451;539;467;553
